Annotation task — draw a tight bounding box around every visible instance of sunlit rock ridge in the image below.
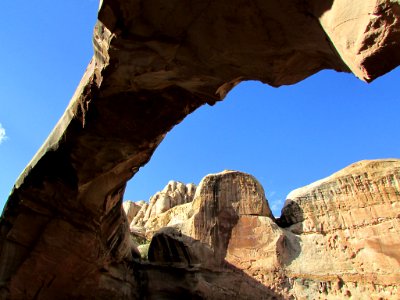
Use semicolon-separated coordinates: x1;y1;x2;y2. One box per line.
1;0;400;298
124;159;400;299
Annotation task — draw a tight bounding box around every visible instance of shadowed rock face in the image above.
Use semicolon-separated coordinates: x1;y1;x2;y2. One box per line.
1;0;400;298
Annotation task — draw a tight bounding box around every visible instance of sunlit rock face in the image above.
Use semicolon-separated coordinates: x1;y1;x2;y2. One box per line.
189;171;273;262
123;201;142;224
141;181;196;226
135;170;286;299
281;159;400;299
125;181;196;239
125;161;400;299
1;0;400;298
309;0;400;81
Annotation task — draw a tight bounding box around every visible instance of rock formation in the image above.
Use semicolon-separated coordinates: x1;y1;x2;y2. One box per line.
127;170;286;299
122;201;143;224
123;160;400;299
1;0;400;298
280;159;400;299
133;181;196;227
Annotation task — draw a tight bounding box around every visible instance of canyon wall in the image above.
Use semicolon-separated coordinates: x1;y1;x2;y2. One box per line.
281;159;400;299
124;159;400;299
1;0;400;298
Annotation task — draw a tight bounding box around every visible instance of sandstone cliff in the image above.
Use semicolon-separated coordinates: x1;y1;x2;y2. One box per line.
281;159;400;299
124;159;400;299
1;0;400;298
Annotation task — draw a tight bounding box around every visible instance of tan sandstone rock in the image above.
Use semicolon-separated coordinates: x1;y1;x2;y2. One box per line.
1;0;400;297
282;159;400;299
131;170;275;252
141;172;285;299
122;201;142;224
187;170;273;261
143;181;196;223
127;181;196;229
135;160;400;299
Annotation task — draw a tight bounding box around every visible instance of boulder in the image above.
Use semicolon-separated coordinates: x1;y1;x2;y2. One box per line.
148;227;214;267
144;227;284;300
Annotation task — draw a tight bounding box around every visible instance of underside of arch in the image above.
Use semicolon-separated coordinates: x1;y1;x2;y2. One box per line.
1;0;399;298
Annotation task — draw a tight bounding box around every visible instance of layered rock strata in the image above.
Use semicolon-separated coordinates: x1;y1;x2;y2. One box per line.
124;160;400;299
281;159;400;299
1;0;400;298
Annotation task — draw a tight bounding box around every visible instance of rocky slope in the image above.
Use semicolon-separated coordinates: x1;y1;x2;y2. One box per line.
124;159;400;299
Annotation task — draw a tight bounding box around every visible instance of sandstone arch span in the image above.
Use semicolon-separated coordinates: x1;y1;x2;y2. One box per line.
0;0;399;298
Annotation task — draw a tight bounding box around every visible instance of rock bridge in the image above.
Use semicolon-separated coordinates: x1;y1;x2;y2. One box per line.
0;0;399;298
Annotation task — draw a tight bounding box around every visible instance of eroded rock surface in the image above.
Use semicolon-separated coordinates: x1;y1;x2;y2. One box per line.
1;0;400;298
281;159;400;299
189;171;273;262
310;0;400;81
125;161;400;299
134;171;286;299
138;181;196;227
123;201;142;224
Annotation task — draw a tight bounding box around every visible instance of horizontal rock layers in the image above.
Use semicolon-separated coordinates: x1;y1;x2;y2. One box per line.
281;159;400;299
124;160;400;299
1;0;400;298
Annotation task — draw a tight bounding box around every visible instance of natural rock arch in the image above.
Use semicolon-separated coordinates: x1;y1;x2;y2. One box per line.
0;0;399;298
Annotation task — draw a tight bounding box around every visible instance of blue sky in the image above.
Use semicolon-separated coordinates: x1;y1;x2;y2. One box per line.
1;1;399;216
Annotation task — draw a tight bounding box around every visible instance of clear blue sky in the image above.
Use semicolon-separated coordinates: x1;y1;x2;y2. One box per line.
1;1;399;216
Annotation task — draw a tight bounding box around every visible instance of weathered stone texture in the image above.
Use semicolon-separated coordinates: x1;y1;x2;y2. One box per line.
1;0;400;298
127;161;400;299
137;171;286;299
281;159;400;233
123;201;142;224
141;181;196;225
310;0;400;81
125;181;196;238
188;171;273;262
281;159;400;299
